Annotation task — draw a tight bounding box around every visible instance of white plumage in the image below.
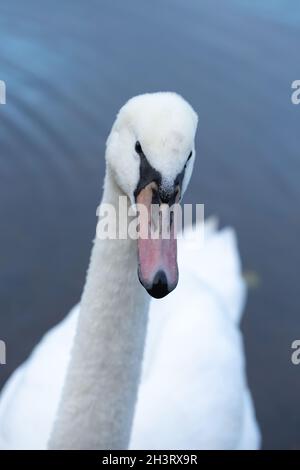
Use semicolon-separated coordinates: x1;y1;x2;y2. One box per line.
0;221;260;449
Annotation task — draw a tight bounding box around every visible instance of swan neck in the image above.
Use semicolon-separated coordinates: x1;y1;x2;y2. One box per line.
48;167;149;450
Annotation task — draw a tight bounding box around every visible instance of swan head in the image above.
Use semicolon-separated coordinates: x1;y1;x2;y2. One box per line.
106;92;198;298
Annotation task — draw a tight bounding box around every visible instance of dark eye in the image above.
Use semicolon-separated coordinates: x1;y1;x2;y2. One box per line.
135;141;142;154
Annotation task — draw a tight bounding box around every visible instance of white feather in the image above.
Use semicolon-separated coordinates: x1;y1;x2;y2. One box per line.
0;223;260;449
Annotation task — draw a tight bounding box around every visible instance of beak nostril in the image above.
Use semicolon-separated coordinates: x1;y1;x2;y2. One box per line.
151;187;160;205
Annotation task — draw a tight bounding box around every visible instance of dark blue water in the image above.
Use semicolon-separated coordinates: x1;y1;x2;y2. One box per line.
0;0;299;449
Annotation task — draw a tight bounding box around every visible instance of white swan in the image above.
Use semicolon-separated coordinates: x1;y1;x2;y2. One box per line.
0;92;260;450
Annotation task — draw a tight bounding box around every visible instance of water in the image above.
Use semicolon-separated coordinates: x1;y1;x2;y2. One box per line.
0;0;299;449
234;0;300;27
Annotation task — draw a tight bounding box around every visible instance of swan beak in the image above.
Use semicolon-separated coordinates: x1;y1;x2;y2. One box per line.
136;183;179;299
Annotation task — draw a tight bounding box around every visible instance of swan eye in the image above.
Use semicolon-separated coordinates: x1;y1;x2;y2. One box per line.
135;141;143;154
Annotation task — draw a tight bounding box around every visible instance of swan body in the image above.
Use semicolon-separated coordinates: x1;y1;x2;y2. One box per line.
0;223;260;449
0;93;260;449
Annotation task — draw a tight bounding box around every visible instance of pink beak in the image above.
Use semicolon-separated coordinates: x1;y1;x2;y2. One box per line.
136;183;179;299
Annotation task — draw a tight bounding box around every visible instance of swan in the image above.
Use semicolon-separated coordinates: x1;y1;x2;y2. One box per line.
0;92;260;450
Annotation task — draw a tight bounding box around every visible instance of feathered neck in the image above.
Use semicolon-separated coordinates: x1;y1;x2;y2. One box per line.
48;168;149;449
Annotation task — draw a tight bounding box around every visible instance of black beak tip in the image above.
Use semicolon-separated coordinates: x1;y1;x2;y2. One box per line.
146;270;170;299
